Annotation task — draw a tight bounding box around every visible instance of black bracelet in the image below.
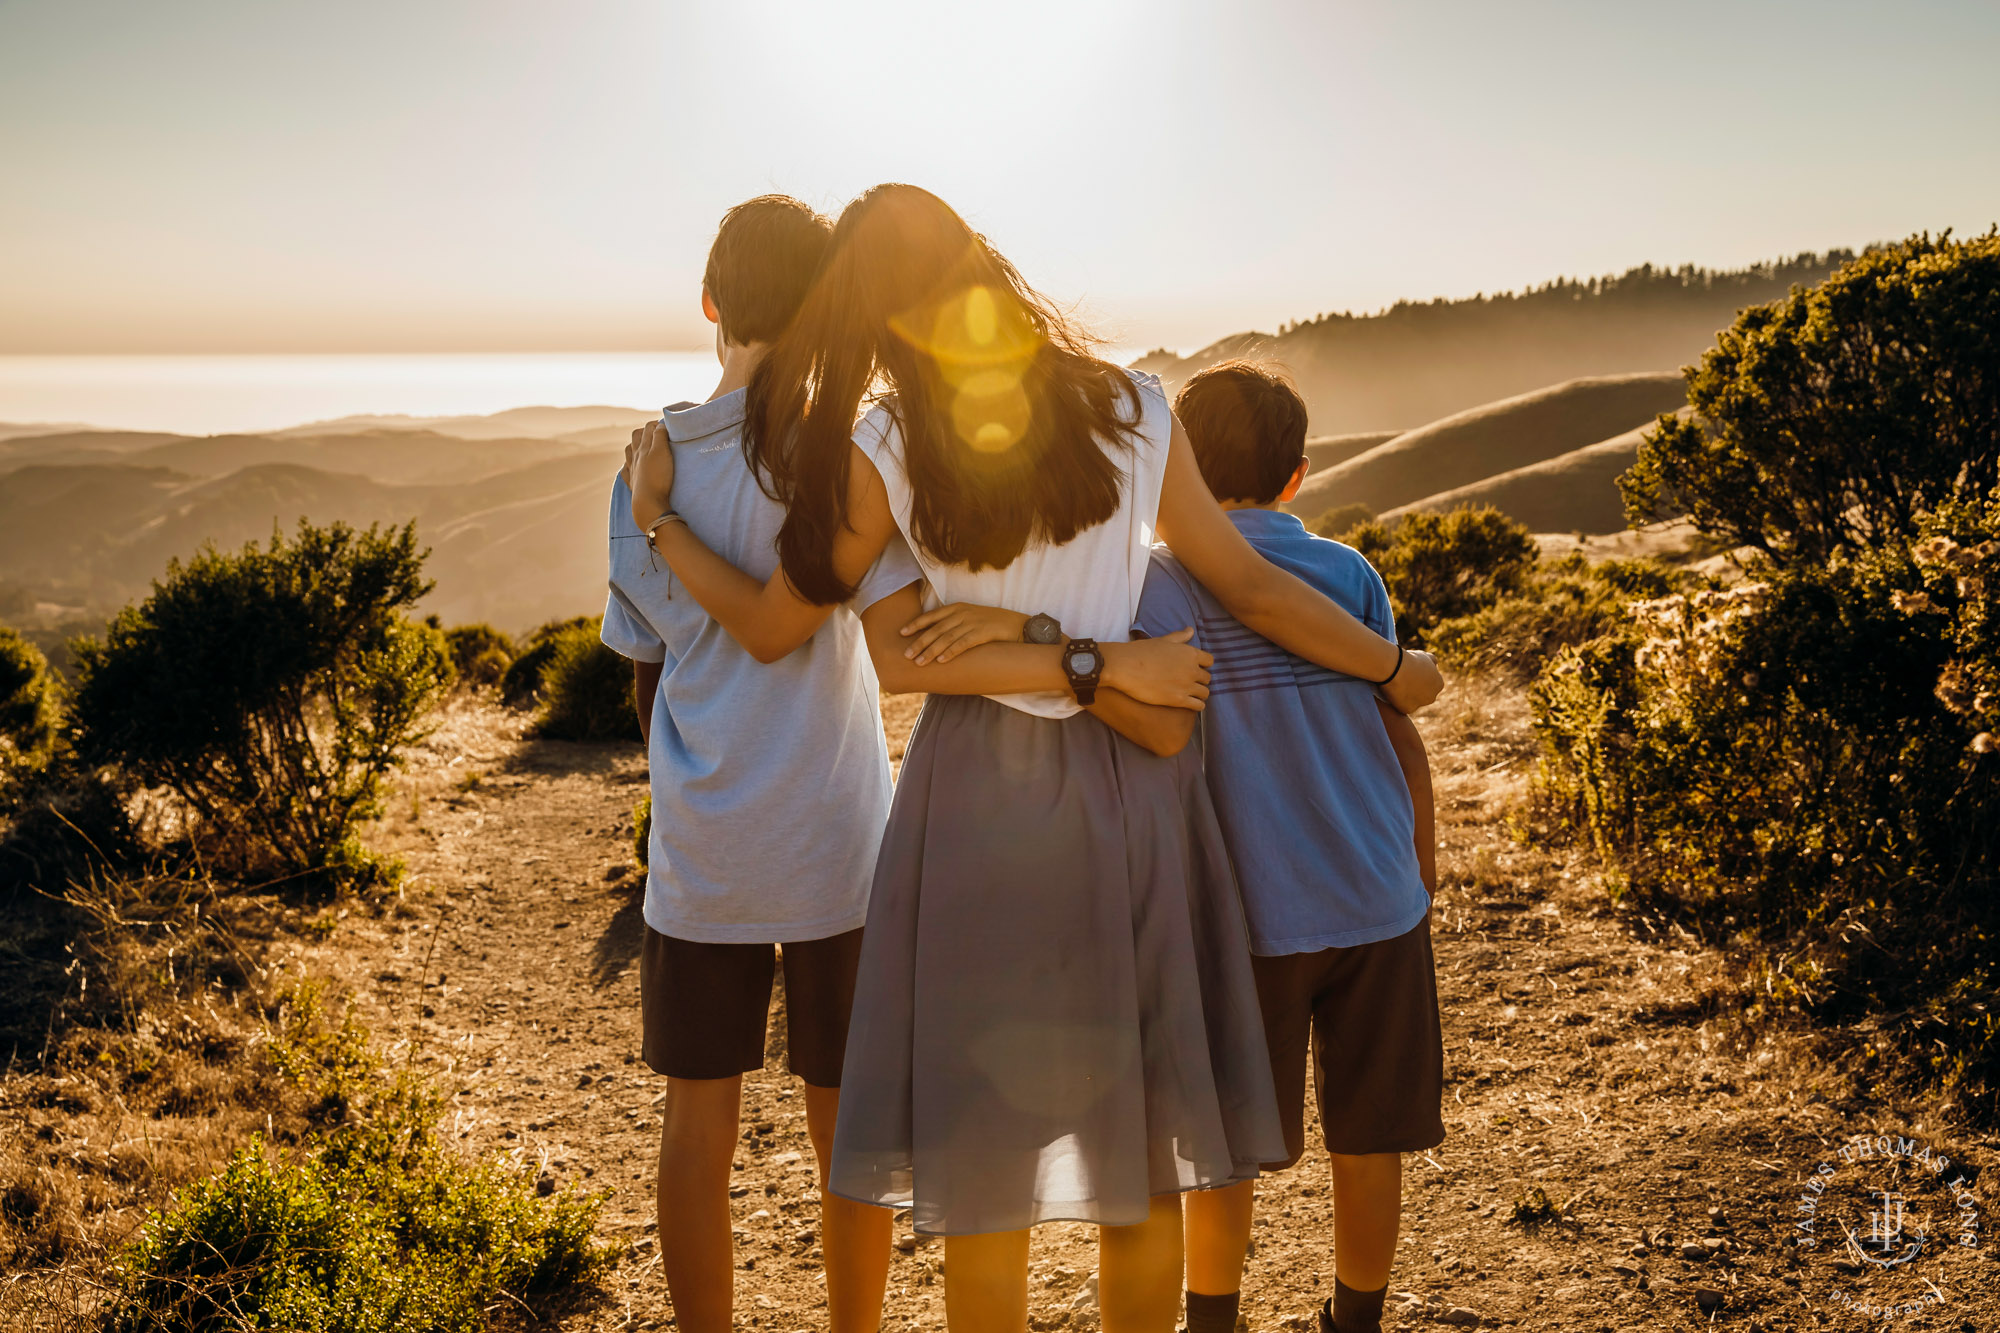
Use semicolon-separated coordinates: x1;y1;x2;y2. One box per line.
1372;646;1405;687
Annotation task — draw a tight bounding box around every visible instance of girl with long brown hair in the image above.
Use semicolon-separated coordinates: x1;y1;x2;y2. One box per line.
625;183;1442;1333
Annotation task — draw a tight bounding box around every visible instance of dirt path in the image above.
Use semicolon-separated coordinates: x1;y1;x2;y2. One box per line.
294;687;1995;1333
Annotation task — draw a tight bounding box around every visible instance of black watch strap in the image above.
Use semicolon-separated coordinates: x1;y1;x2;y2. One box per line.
1062;637;1103;706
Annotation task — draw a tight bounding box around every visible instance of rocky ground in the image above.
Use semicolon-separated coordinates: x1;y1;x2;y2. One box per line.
17;680;1997;1332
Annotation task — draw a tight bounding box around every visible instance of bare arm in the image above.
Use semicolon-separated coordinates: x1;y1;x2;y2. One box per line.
1376;697;1437;896
858;584;1213;709
633;659;663;746
1086;686;1199;758
1154;415;1444;713
628;423;1216;708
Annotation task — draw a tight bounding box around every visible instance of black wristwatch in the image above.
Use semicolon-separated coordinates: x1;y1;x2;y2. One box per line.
1023;612;1064;645
1061;638;1104;706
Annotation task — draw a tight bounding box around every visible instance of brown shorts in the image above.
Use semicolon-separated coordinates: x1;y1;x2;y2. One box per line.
639;926;863;1087
1252;917;1445;1165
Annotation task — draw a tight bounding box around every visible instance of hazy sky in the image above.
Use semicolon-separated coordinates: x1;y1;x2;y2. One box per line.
4;0;1998;355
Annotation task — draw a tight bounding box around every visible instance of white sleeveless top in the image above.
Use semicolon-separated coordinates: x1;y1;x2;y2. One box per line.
853;367;1174;719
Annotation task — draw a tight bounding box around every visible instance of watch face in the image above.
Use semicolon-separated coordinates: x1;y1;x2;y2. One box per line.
1067;649;1098;675
1024;613;1062;644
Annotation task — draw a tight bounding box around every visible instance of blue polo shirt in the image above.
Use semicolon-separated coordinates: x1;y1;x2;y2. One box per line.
1132;509;1429;955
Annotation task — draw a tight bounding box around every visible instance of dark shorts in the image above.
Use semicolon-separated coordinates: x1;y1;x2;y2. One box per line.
639;926;864;1087
1252;916;1446;1165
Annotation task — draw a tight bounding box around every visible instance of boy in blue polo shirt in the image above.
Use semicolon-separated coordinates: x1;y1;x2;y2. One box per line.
1129;362;1442;1333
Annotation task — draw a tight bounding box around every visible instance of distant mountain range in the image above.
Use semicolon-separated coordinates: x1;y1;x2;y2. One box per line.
1139;250;1850;433
3;248;1861;653
0;408;654;654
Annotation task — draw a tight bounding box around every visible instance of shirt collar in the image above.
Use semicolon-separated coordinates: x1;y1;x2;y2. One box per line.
1225;507;1309;539
663;389;747;443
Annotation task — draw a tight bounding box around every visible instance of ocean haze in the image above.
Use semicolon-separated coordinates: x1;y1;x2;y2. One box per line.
0;354;726;437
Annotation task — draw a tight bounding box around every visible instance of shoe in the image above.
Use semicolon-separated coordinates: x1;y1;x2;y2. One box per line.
1316;1297;1337;1333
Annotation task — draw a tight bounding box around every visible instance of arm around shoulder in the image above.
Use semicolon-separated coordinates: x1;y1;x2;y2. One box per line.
1152;416;1443;711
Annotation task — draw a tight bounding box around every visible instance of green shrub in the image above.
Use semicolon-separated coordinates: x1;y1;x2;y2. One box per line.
1428;554;1689;679
498;615;596;709
104;986;609;1333
533;622;641;743
1532;236;2000;1119
442;623;514;690
1305;501;1373;540
1911;494;2000;747
68;521;454;891
1530;504;2000;1113
0;624;61;809
632;794;651;869
1332;505;1539;646
1622;231;2000;565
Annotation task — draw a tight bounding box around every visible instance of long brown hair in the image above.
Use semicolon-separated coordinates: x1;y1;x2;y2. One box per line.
744;183;1141;605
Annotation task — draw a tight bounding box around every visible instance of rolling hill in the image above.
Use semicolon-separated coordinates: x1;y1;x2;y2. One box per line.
1287;373;1685;520
1304;431;1399;472
1377;414;1690;535
0;443;625;633
274;404;653;442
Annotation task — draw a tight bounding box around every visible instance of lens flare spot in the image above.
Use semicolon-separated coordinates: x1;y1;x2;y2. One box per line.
952;377;1031;453
958;367;1023;400
964;285;999;346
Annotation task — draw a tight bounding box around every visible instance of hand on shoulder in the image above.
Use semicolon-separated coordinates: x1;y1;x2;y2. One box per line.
625;420;676;531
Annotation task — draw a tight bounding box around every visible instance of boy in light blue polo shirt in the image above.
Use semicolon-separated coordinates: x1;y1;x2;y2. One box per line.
1132;362;1442;1333
600;196;916;1333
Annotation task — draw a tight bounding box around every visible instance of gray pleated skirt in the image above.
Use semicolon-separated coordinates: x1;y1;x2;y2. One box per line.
827;694;1285;1236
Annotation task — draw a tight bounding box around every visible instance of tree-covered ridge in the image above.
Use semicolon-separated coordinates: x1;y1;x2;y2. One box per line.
1148;249;1860;434
1271;250;1853;338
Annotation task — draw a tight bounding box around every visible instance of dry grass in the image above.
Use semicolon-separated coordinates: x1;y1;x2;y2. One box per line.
0;857;337;1327
1289;373;1684;521
1381;417;1678;536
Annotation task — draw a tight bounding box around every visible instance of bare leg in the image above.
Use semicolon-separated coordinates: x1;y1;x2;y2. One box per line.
656;1075;743;1333
1182;1180;1255;1296
1326;1154;1401;1291
1099;1195;1184;1333
944;1229;1031;1333
804;1083;893;1333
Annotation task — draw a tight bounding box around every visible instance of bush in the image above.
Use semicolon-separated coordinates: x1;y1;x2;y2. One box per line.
442;623;514;690
498;615;596;709
1428;554;1689;679
1306;501;1373;540
68;521;454;890
533;622;641;743
103;985;609;1333
1911;494;2000;747
0;623;61;808
1329;505;1539;646
1531;236;2000;1119
1622;231;2000;565
1530;505;2000;1113
632;794;651;869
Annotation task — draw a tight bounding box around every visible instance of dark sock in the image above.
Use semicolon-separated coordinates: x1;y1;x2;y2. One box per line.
1331;1278;1387;1333
1186;1289;1241;1333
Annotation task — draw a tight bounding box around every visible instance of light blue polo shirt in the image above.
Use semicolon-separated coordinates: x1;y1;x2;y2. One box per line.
1133;509;1429;955
602;389;922;944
